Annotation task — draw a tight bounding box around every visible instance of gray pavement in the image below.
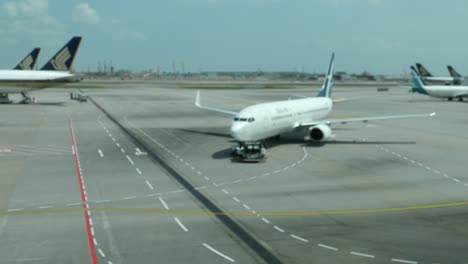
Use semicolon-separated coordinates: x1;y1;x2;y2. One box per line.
1;84;468;263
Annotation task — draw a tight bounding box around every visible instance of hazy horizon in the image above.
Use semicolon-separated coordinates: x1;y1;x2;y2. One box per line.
1;0;468;75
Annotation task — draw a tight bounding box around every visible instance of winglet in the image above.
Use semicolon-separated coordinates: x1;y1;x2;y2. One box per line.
14;48;41;70
195;90;201;107
317;52;335;98
41;36;83;71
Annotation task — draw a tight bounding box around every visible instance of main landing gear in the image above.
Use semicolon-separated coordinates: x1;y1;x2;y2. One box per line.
20;93;36;104
231;141;266;162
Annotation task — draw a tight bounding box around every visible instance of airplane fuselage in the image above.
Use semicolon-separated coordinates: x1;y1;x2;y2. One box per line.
0;70;75;93
415;84;468;98
422;76;461;86
230;97;333;141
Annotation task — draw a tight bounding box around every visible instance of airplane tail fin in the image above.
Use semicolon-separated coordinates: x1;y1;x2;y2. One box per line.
14;48;41;70
415;63;432;77
317;52;335;98
447;65;462;78
410;66;428;95
40;36;83;71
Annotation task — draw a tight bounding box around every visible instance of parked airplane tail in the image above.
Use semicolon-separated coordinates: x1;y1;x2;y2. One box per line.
447;65;462;78
317;52;335;98
415;63;433;77
40;36;83;71
410;66;428;95
14;48;41;70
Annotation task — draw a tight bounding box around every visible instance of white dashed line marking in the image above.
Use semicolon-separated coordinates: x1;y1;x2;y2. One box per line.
93;238;98;246
98;149;104;157
204;176;210;181
261;217;270;224
203;243;235;263
274;226;285;233
7;208;24;212
39;206;52;209
391;258;418;264
136;168;142;175
350;251;375;258
232;197;240;203
98;249;106;258
120;148;125;153
116;143;120;147
67;202;81;207
464;183;468;187
453;178;460;183
318;243;338;251
145;180;154;190
159;197;169;210
126;155;134;165
174;217;188;232
290;234;308;243
243;204;251;210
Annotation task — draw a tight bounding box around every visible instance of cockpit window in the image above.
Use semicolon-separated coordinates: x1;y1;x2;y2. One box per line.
233;117;253;122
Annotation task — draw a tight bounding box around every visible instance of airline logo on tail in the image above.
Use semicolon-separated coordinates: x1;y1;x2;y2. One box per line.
415;63;432;77
14;48;41;70
410;66;428;95
41;36;82;71
50;48;71;71
19;55;34;70
317;53;335;98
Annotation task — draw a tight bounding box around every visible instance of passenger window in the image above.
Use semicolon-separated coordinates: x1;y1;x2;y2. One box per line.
240;118;247;122
248;118;254;122
234;117;239;121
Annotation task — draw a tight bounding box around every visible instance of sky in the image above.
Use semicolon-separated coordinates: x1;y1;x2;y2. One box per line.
1;0;468;74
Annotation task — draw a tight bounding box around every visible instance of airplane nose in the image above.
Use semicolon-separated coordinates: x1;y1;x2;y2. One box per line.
230;124;243;140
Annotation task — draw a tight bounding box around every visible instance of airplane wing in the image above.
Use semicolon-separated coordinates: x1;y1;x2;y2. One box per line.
195;90;238;116
296;112;436;127
290;94;356;103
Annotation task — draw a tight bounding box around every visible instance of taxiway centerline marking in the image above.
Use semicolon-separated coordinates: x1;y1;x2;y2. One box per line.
203;243;235;263
174;217;188;232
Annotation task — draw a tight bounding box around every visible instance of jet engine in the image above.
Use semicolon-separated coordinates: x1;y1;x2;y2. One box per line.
308;124;332;141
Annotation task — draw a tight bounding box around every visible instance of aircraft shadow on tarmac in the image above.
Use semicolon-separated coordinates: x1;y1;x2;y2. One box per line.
179;128;415;160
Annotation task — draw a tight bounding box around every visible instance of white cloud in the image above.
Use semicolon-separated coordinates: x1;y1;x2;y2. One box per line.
0;0;64;42
3;0;48;17
72;3;99;24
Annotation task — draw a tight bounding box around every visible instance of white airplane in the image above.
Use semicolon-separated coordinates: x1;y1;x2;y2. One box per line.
0;36;82;104
195;53;435;161
411;66;468;101
415;63;462;85
14;48;41;70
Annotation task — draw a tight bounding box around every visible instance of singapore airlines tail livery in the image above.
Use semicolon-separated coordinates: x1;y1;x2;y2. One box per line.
415;63;460;85
447;65;464;85
196;53;435;161
14;48;41;70
0;36;82;104
411;66;468;101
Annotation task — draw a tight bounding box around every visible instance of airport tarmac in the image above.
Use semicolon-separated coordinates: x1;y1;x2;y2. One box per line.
1;83;468;264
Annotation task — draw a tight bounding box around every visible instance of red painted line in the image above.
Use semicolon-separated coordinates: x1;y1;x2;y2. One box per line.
69;117;99;264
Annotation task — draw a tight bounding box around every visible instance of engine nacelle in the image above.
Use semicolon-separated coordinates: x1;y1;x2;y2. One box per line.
307;124;332;141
